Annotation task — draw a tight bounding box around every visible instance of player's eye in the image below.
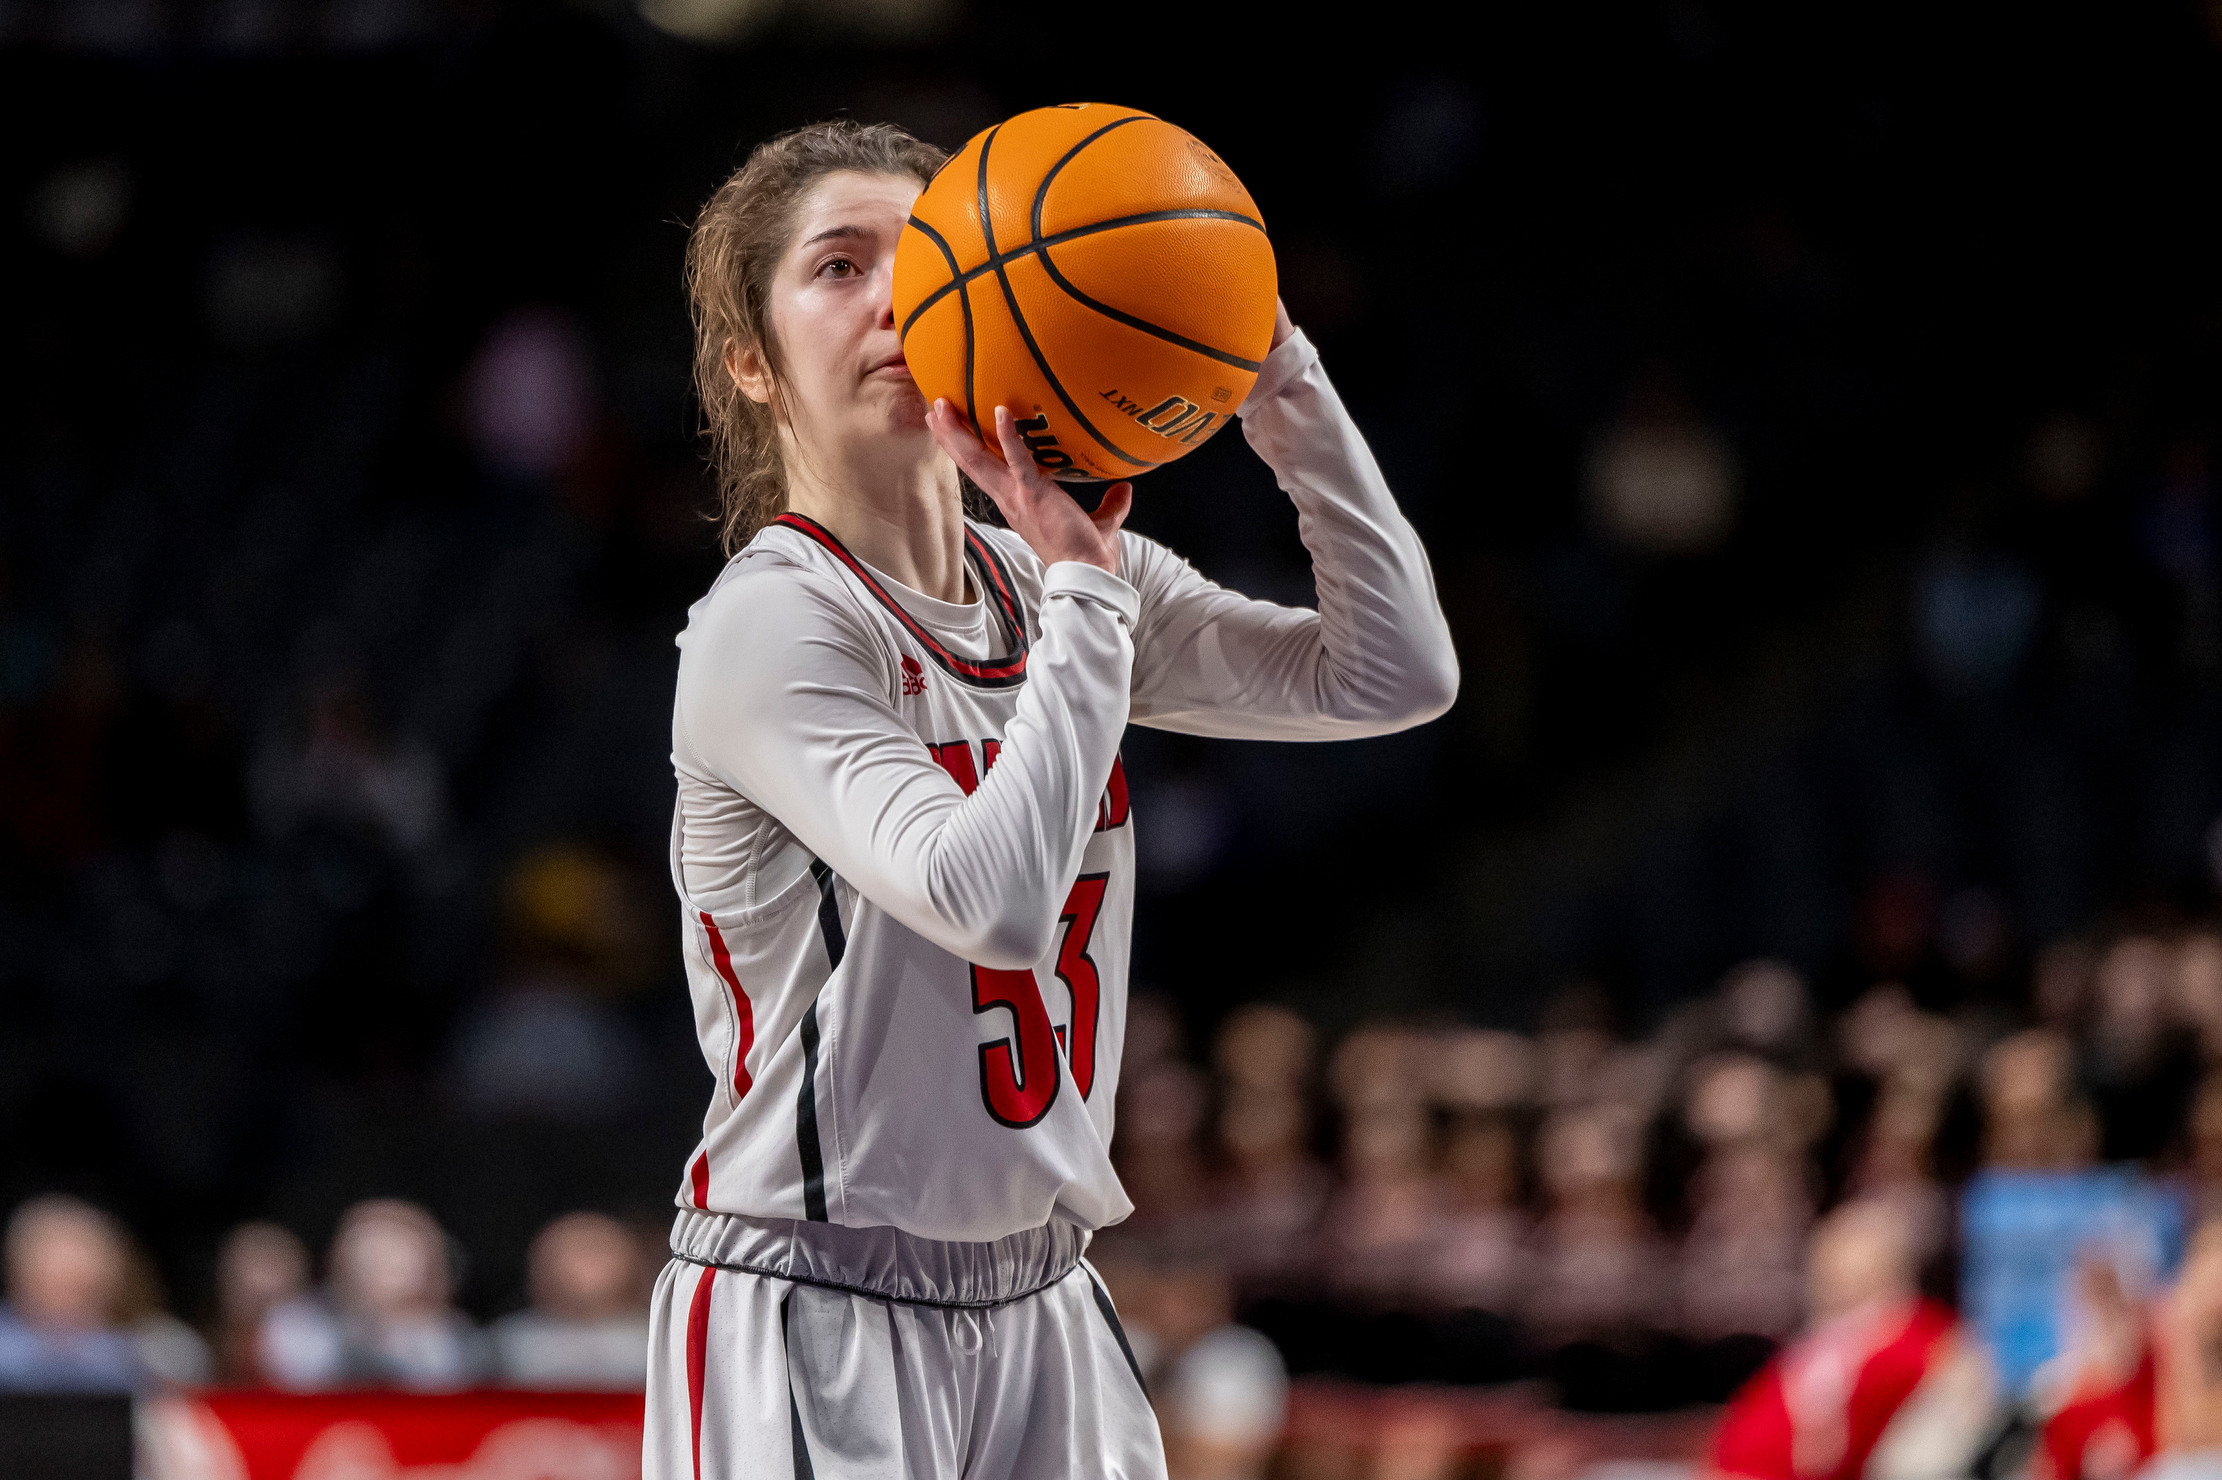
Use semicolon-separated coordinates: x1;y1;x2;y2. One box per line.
818;256;860;279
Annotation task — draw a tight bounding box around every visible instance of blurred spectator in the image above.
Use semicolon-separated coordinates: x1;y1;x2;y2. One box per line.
1719;959;1820;1066
2034;1217;2222;1480
490;1212;650;1389
2046;1253;2150;1422
1432;1122;1526;1302
1677;1145;1811;1345
1536;986;1617;1109
2086;934;2203;1163
1213;1005;1316;1096
1710;1201;1996;1480
2172;931;2222;1063
212;1221;311;1386
2152;1218;2222;1471
1981;1028;2099;1171
249;677;444;855
1522;1104;1665;1341
1321;1100;1441;1304
1423;1033;1532;1313
0;1195;141;1391
1209;1007;1329;1293
1844;1075;1955;1270
1838;981;1964;1249
1683;1051;1781;1149
1211;1084;1327;1294
260;1199;486;1390
1104;1241;1288;1480
1670;1042;1822;1380
1111;1067;1207;1236
1125;993;1189;1078
465;305;598;483
447;844;651;1122
0;1195;206;1390
1320;1027;1442;1303
1584;370;1739;556
1431;1028;1537;1114
118;1239;214;1387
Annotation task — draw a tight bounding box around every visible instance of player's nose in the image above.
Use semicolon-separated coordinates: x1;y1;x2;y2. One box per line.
874;267;896;330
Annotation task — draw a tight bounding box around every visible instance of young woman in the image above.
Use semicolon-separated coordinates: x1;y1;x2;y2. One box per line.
649;120;1458;1479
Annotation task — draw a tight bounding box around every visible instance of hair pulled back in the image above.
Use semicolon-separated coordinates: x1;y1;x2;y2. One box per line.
685;120;949;555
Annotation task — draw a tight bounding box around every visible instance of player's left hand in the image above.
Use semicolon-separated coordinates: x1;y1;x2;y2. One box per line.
927;399;1131;576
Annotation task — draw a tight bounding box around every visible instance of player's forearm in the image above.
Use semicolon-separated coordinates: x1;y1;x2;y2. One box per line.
903;566;1136;966
1241;332;1460;732
1127;338;1458;739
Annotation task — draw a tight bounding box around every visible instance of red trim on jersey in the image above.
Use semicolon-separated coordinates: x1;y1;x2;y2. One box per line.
689;1150;710;1209
772;512;1029;687
686;1266;716;1480
964;526;1027;638
700;912;754;1100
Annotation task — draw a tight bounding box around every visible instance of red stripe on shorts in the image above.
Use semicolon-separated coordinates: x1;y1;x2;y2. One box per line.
689;1150;710;1209
687;1265;716;1480
700;912;755;1099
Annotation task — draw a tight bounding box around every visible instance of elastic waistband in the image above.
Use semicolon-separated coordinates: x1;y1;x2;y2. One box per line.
668;1208;1089;1309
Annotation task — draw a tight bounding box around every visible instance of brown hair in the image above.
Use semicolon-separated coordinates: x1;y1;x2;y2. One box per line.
685;120;949;555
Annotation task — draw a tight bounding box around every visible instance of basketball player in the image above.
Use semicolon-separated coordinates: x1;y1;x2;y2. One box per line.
647;120;1458;1479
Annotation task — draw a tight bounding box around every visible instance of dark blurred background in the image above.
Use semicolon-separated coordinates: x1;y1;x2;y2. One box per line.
7;0;2222;1418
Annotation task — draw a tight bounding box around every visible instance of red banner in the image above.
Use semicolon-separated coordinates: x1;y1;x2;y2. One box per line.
142;1390;645;1480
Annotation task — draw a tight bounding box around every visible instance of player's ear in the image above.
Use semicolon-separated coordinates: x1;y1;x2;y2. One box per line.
727;338;774;406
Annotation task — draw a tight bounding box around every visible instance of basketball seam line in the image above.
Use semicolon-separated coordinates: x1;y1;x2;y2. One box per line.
1033;250;1264;375
898;208;1266;341
1030;115;1149;233
1025;118;1267;377
971;127;1003;443
902;214;980;442
975;122;1160;472
985;251;1162;473
974;123;1000;258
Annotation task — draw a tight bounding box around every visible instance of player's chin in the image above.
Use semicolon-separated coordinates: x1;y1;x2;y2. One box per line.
873;377;932;430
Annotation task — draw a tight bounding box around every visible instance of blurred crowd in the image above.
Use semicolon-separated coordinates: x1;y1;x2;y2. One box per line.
0;1196;652;1394
1095;926;2222;1476
25;920;2222;1475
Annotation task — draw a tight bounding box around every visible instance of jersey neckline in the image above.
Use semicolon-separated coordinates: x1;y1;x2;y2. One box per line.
773;512;1030;689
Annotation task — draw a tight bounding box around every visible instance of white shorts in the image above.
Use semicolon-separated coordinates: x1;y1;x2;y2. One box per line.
644;1210;1165;1480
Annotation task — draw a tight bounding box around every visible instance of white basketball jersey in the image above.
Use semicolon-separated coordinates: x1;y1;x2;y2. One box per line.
667;330;1461;1245
674;514;1136;1240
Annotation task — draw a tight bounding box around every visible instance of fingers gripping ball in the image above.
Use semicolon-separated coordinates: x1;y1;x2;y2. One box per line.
893;103;1277;483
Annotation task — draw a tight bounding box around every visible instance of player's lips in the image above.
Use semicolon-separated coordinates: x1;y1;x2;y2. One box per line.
868;355;912;379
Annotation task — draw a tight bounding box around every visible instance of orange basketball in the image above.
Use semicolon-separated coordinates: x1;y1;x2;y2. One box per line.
893;103;1277;484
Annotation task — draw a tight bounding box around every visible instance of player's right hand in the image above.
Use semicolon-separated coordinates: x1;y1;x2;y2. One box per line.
928;399;1131;576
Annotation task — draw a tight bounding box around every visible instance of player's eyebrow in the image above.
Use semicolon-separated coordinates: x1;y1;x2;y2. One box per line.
801;225;870;247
